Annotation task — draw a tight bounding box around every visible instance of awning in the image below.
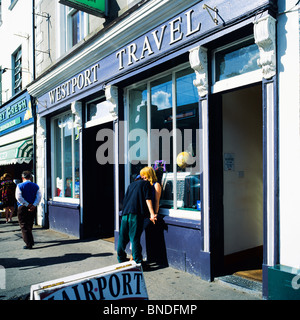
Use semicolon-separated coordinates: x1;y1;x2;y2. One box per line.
0;138;33;166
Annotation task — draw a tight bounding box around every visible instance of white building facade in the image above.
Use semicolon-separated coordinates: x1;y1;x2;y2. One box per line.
0;0;299;300
0;0;35;185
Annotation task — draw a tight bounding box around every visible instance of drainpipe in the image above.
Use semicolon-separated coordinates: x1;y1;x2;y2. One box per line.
32;0;37;225
32;0;36;81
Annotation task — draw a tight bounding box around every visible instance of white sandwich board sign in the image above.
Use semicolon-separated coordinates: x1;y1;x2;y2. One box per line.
30;261;148;300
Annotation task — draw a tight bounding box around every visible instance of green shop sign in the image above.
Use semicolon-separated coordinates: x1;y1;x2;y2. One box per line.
59;0;107;17
0;92;34;137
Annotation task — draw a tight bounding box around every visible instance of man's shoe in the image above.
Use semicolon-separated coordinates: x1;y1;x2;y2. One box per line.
23;245;32;249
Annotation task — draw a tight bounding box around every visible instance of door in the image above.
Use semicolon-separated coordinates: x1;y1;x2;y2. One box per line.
82;122;115;239
222;85;263;275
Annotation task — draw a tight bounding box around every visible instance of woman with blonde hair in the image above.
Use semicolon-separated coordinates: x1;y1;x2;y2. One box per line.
140;166;162;216
0;173;16;223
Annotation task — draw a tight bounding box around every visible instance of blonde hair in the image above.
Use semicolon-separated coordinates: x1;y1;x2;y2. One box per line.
140;167;157;186
2;173;12;180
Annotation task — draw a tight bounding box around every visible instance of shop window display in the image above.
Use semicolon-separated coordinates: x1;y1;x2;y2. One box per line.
52;113;80;200
128;66;201;212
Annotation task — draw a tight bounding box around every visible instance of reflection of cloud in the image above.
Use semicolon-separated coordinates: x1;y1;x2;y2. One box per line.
238;47;260;74
152;90;171;110
91;101;112;120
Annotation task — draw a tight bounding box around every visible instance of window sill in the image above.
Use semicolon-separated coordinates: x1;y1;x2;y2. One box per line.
212;70;262;94
51;197;80;205
159;207;201;221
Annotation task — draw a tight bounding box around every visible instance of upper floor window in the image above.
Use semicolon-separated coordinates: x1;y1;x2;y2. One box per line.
12;47;22;95
67;7;88;49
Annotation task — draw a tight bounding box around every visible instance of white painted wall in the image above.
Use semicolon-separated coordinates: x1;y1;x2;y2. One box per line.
277;0;300;269
0;0;33;103
223;86;263;255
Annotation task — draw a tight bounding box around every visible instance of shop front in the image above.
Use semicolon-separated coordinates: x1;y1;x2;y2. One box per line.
0;90;35;183
31;0;277;298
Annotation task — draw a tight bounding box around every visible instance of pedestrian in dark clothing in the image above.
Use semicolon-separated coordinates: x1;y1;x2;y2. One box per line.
0;173;16;223
15;171;42;249
117;178;157;265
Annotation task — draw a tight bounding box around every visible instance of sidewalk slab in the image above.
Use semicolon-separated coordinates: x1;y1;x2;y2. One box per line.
0;218;262;300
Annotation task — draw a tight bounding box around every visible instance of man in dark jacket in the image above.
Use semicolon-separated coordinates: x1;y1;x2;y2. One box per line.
117;178;157;265
15;171;42;249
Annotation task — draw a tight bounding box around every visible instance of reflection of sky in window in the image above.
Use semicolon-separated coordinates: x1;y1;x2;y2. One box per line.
151;81;172;110
176;73;198;106
90;101;112;120
216;43;260;81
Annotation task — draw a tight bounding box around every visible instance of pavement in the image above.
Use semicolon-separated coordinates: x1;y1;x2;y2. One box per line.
0;216;263;301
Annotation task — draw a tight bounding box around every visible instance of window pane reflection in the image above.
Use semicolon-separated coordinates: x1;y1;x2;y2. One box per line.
216;39;260;81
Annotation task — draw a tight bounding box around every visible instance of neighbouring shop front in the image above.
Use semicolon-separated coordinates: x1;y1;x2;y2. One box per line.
0;90;35;185
31;0;278;299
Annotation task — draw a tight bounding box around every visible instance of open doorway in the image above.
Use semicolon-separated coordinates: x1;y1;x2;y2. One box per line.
82;122;115;239
221;85;263;283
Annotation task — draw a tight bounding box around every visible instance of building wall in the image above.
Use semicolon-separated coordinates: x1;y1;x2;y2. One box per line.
34;0;144;78
278;0;300;269
0;0;33;104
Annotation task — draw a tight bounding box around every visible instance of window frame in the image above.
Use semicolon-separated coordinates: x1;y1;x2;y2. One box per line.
66;7;89;50
51;110;80;204
12;46;22;95
85;95;115;128
211;35;262;94
124;62;201;221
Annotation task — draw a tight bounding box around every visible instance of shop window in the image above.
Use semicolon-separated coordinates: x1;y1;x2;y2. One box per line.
127;65;200;216
212;36;261;93
12;46;22;95
52;112;80;201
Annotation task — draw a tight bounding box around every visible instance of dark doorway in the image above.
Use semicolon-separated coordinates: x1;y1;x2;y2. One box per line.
82;122;115;239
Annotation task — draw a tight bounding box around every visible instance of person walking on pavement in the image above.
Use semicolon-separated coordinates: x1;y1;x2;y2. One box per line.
15;171;42;249
117;173;157;267
0;173;16;223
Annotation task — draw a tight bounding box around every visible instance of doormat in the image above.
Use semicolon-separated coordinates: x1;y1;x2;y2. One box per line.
234;269;262;282
216;274;262;296
102;237;114;243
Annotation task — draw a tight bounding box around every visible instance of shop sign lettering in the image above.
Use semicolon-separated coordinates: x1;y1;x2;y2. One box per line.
30;262;148;300
0;118;22;133
116;9;201;70
48;63;100;104
0;93;33;137
46;8;202;107
0;98;28;124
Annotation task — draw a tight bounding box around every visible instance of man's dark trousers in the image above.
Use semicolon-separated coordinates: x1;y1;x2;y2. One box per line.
17;205;35;247
117;213;144;264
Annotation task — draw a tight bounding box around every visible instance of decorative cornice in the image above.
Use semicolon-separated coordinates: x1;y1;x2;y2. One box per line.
37;115;46;140
189;45;208;98
71;101;83;128
105;85;118;119
254;15;277;80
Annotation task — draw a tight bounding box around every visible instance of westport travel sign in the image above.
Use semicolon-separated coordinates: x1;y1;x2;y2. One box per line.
59;0;107;17
38;0;271;115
